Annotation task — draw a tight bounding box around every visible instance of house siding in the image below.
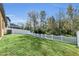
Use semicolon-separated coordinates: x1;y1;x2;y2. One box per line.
0;4;6;37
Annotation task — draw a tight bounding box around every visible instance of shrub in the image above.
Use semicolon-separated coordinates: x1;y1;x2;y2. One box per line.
7;30;12;34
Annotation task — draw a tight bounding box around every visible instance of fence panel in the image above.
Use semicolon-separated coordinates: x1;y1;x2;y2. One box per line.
53;35;62;41
62;36;77;44
32;33;77;45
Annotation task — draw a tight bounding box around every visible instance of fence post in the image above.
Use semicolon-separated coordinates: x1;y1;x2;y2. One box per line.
60;35;63;41
52;35;53;40
39;34;41;38
76;31;79;47
45;34;47;39
41;34;42;38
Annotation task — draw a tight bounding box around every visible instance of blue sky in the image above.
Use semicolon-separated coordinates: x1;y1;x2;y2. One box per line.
3;3;79;24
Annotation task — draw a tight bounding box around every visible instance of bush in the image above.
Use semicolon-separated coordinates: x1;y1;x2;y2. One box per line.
7;30;12;34
34;28;45;34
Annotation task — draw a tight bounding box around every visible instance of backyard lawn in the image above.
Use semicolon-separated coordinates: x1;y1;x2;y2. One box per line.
0;34;79;56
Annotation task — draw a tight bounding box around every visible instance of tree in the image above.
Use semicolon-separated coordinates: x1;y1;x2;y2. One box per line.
72;7;79;33
57;10;65;35
67;4;74;19
40;10;46;29
47;16;56;34
25;20;31;30
67;4;76;35
28;10;38;32
47;16;55;30
60;19;73;35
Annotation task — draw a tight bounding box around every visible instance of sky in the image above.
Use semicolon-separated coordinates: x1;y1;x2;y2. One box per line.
3;3;79;24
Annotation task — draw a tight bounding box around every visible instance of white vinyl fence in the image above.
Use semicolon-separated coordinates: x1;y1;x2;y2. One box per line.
7;28;31;34
7;28;77;45
30;33;77;45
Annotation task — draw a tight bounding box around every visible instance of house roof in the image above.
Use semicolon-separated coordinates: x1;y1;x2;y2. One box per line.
6;16;11;22
0;4;7;27
10;23;22;29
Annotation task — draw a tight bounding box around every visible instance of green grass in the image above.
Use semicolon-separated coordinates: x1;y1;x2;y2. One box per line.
0;34;79;56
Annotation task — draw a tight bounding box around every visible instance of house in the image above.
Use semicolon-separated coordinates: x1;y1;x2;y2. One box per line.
10;23;22;29
0;4;6;37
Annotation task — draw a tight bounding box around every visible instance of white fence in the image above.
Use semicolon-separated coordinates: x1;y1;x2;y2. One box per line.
7;28;77;45
30;33;77;45
7;28;31;34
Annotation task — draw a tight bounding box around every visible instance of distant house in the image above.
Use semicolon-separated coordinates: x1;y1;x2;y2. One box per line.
0;4;6;37
10;23;22;29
